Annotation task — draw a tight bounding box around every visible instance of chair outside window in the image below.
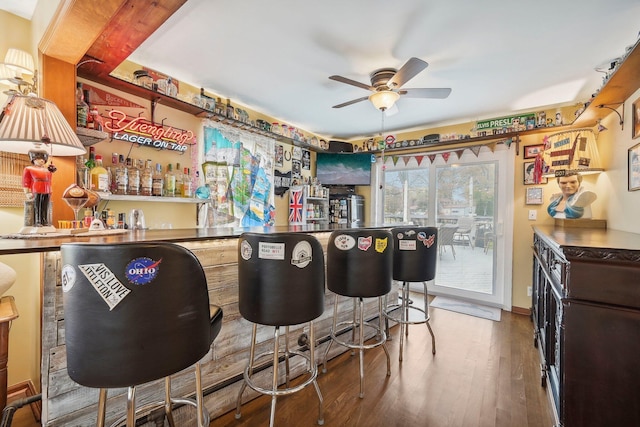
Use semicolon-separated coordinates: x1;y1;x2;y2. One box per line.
438;225;458;259
454;216;475;249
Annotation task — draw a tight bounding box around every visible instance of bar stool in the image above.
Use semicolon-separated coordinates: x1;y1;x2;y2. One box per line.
235;232;325;427
384;226;438;361
322;229;392;398
61;242;223;427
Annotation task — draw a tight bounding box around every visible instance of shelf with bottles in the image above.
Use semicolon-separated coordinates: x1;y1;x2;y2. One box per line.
96;193;203;204
84;72;328;152
289;184;329;225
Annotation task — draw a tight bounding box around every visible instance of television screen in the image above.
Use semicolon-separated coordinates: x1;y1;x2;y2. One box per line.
316;152;373;186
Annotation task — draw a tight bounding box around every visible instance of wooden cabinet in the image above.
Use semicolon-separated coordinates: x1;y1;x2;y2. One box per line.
532;226;640;427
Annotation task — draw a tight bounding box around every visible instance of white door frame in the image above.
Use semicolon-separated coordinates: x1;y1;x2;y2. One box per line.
370;145;514;310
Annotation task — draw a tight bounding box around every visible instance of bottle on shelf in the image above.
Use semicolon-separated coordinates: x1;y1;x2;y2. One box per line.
113;154;127;195
84;89;94;129
76;156;89;189
85;146;96;170
90;155;110;193
182;167;193;198
76;82;88;128
175;162;183;196
140;159;153;196
164;163;176;197
127;157;140;195
152;163;164;197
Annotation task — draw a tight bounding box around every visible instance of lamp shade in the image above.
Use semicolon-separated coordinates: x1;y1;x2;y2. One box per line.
540;128;603;178
4;48;35;76
0;64;14;86
0;93;86;156
369;90;400;111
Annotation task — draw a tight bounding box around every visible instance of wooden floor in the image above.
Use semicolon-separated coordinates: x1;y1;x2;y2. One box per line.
9;302;555;427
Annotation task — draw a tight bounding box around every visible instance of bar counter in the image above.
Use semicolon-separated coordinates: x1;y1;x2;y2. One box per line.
5;225;394;426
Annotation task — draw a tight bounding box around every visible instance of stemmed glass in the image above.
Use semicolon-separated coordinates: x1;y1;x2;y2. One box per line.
62;184;89;223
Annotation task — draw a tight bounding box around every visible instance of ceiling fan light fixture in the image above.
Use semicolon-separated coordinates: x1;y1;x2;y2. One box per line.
369;90;400;111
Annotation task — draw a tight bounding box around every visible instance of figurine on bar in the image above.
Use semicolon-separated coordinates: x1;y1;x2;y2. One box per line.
22;148;57;233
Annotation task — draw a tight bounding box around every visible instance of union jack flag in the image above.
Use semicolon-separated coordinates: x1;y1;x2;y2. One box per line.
289;188;304;223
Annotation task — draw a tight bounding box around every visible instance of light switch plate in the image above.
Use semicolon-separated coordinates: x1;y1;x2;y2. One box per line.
528;210;537;220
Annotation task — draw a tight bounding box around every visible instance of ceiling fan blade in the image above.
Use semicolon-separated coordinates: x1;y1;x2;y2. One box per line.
401;87;452;99
387;57;428;89
332;96;370;109
329;75;375;91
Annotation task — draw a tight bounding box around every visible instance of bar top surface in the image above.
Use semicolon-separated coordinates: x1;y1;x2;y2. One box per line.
0;224;390;255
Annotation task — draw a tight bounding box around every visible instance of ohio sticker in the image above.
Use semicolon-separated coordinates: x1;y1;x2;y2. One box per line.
291;241;312;268
125;257;162;285
61;264;76;293
240;240;253;260
79;263;131;310
334;234;356;250
259;242;286;260
358;236;372;251
375;237;388;253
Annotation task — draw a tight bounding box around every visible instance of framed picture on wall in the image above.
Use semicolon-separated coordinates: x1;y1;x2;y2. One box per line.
525;187;544;205
628;142;640;191
524;144;544;159
524;161;547;185
633;98;640;139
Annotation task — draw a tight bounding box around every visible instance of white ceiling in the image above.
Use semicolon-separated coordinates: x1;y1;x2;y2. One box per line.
5;0;640;141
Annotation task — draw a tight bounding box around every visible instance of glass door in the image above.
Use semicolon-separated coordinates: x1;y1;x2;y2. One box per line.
375;146;513;309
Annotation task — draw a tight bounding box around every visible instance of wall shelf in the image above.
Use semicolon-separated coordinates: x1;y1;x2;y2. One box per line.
98;193;203;204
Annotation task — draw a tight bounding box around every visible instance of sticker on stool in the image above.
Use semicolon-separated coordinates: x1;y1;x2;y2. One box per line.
61;264;76;293
334;234;356;250
259;242;285;260
358;236;372;251
79;263;131;310
375;237;388;253
291;241;312;268
240;240;253;260
125;257;162;285
398;240;417;250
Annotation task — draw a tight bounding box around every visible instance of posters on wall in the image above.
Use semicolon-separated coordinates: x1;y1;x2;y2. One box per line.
203;122;275;226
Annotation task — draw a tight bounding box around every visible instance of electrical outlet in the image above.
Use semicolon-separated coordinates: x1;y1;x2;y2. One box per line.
527;286;532;296
528;210;537;220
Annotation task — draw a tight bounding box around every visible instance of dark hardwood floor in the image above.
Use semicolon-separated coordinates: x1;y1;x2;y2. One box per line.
10;301;555;427
214;304;555;427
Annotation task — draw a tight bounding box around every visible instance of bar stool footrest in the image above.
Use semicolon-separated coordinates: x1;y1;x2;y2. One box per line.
330;320;387;350
109;396;209;427
243;349;319;397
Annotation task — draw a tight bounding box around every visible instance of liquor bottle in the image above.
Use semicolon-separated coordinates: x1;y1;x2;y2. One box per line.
114;154;127;195
182;167;193;198
140;159;153;196
164;163;176;197
85;146;96;169
76;82;88;128
90;155;109;192
175;163;183;196
77;156;90;189
84;90;94;129
152;163;164;197
127;157;140;195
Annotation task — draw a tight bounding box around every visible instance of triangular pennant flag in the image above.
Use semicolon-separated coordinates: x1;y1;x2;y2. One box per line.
442;152;451;162
415;155;424;166
455;149;465;159
470;146;482;157
487;142;497;152
392;156;399;166
504;138;513;148
403;157;411;165
428;154;437;163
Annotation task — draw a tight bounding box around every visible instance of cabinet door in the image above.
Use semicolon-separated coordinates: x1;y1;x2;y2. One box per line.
563;301;640;426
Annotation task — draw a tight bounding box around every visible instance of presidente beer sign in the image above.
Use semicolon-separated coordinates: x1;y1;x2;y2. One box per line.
104;110;196;152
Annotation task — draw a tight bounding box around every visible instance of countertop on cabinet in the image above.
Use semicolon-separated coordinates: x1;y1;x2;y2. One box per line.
533;225;640;254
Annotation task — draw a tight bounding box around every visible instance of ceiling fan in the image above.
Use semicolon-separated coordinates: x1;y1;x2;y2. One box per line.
329;57;451;112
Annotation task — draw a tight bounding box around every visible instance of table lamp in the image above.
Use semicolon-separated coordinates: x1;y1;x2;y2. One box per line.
0;93;86;234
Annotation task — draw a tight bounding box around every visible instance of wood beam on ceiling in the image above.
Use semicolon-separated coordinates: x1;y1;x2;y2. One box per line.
38;0;129;65
76;0;188;81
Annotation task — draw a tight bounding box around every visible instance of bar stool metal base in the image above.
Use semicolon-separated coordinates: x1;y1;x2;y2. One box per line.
384;281;436;361
322;296;391;398
235;323;324;426
98;362;210;427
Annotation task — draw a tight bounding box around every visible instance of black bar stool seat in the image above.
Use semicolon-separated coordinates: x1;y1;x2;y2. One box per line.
322;229;393;398
61;242;222;427
235;232;325;427
383;226;438;361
